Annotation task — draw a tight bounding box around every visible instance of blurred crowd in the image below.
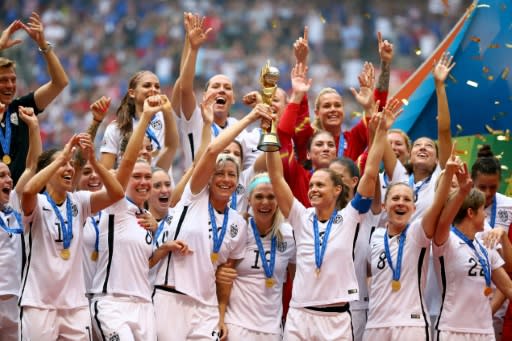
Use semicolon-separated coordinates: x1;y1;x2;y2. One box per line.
1;0;469;149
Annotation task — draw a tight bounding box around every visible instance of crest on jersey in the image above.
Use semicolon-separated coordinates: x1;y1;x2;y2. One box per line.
334;214;342;224
230;224;238;238
165;215;173;224
10;113;19;126
236;184;245;195
108;332;120;341
151;120;162;131
277;241;287;252
497;209;509;224
71;203;78;217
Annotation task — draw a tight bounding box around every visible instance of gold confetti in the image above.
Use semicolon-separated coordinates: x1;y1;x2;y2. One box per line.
320;15;326;24
488;75;494;80
502;165;509;171
477;4;491;8
489;44;500;48
497;135;510;141
475;134;487;141
415;48;422;56
455;149;469;155
496;152;504;160
506;43;512;48
272;20;278;29
485;124;504;135
351;111;362;118
466;80;479;87
401;99;409;106
471;36;481;43
501;67;510;79
456;124;463;131
483;66;489;73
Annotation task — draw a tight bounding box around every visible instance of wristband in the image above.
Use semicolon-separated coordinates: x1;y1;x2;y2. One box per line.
38;42;53;54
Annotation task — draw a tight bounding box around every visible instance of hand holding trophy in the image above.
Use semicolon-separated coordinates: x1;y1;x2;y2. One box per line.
257;60;281;152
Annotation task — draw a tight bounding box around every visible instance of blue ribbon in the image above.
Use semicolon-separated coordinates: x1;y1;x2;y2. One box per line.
44;192;73;250
145;126;161;150
208;202;229;254
126;196;144;214
384;224;409;283
154;214;168;245
230;192;237;210
313;210;337;271
250;218;276;280
90;211;101;253
337;133;345;158
0;109;12;157
408;173;432;199
489;195;497;228
451;225;491;288
211;123;220;137
0;207;23;234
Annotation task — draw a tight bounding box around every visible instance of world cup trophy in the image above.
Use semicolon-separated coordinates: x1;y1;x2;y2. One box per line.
257;61;281;152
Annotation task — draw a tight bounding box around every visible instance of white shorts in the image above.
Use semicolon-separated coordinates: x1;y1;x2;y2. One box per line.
283;306;353;341
0;296;19;341
21;305;92;341
153;287;220;340
436;330;495;341
351;309;367;341
363;326;430;341
91;295;156;341
226;323;281;341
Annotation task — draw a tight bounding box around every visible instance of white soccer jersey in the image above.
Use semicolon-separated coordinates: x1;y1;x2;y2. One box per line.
225;222;296;334
379;161;409;204
100;112;165;166
288;198;361;307
0;192;23;297
239;127;263;170
366;219;431;329
232;166;255;214
486;192;512;230
20;191;92;309
352;211;381;311
149;208;175;286
90;198;154;302
82;213;101;293
177;105;253;170
157;183;247;306
434;230;504;334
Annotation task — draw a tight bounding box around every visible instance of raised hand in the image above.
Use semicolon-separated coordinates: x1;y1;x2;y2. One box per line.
90;96;111;123
250;103;275;131
0;20;23;51
290;62;312;95
242;91;262;108
143;95;163;117
294;26;309;65
186;13;212;50
20;12;47;48
482;227;506;249
378;32;394;64
433;52;456;84
137;211;158;232
350;62;375;110
380;98;403;130
18;106;38;127
200;91;216;125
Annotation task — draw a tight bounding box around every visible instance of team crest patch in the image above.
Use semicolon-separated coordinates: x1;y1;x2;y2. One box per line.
151;120;162;131
71;203;78;217
108;332;120;341
10;113;19;126
334;214;342;224
497;209;509;224
230;224;238;238
277;241;287;252
236;184;245;195
165;215;173;224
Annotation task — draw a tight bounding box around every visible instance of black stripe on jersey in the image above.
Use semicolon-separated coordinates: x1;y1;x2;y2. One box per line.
352;223;360;261
436;256;447;341
19;306;24;340
188;133;195;161
417;247;429;341
102;214;115;293
94;301;107;341
19;223;33;305
21;232;27;281
164;205;189;285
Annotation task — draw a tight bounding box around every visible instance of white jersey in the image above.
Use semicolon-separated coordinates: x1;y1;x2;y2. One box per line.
20;191;92;309
90;198;154;302
366;219;431;329
232;166;255;214
288;198;361;307
100;111;165;166
155;184;247;306
239;127;263;170
225;222;296;334
82;212;101;293
177;105;253;170
352;211;381;311
149;208;175;286
433;230;504;334
379;161;409;204
0;191;23;297
486;192;512;230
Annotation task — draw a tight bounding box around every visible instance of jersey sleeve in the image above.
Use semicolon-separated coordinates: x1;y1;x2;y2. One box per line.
489;248;505;271
75;191;93;222
287;198;307;233
408;219;431;248
178;105;205;170
100;121;122;155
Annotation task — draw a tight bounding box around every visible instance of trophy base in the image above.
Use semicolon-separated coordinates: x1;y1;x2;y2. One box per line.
257;133;281;152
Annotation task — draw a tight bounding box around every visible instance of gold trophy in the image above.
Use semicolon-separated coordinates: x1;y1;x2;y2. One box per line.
257;61;281;152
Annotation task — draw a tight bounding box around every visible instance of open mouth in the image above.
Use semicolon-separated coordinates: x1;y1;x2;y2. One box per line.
158;195;169;204
215;97;226;105
1;187;10;195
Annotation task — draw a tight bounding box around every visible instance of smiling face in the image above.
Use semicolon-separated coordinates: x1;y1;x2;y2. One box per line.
388;131;410;165
128;71;161;112
204;74;235;122
209;159;239;205
47;152;75;193
249;182;278;223
308;169;342;210
0;163;12;207
148;170;172;216
0;66;16;105
77;161;103;192
126;162;152;206
473;172;500;208
222;141;243;166
329;161;358;196
315;91;344;132
307;132;337;169
384;183;415;229
410;137;437;172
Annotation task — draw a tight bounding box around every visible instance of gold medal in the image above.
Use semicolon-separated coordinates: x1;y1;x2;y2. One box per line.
391;280;401;292
211;252;218;263
2;154;11;165
315;268;321;277
91;250;98;262
265;277;275;288
60;248;70;260
484;286;493;296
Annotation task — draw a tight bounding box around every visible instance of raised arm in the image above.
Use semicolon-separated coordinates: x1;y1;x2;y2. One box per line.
434;52;456;169
189;103;272;194
87;96;111;140
155;94;179;171
170;13;191;117
266;145;294;218
116;96;163;189
375;32;393;99
350;61;376;115
15;106;42;197
21;12;69;110
179;13;212;120
0;20;23;51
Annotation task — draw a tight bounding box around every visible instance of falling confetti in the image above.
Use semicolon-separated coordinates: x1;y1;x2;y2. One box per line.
477;4;491;8
351;111;362;119
401;99;409;106
448;74;457;83
489;44;500;48
501;67;510;79
497;135;510;141
471;36;481;43
475;134;487;142
272;20;278;29
495;101;500;105
506;43;512;48
502;165;509;171
488;75;494;80
455;149;469;156
485;124;504;135
466;80;479;87
483;66;489;73
320;15;326;24
415;48;422;56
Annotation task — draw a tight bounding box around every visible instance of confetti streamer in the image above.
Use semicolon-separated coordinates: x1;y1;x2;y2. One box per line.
466;80;479;87
415;48;422;56
471;36;481;43
506;43;512;48
401;99;409;106
483;66;489;73
501;67;509;79
489;44;500;48
477;4;491;8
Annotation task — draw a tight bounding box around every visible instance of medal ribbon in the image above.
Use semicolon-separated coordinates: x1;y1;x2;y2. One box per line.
408;174;432;198
384;224;409;284
313;210;337;271
451;226;491;289
44;192;73;250
90;211;101;254
208;202;229;255
154;214;168;246
0;109;12;157
337;133;345;158
490;195;497;228
0;207;23;234
250;218;276;280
